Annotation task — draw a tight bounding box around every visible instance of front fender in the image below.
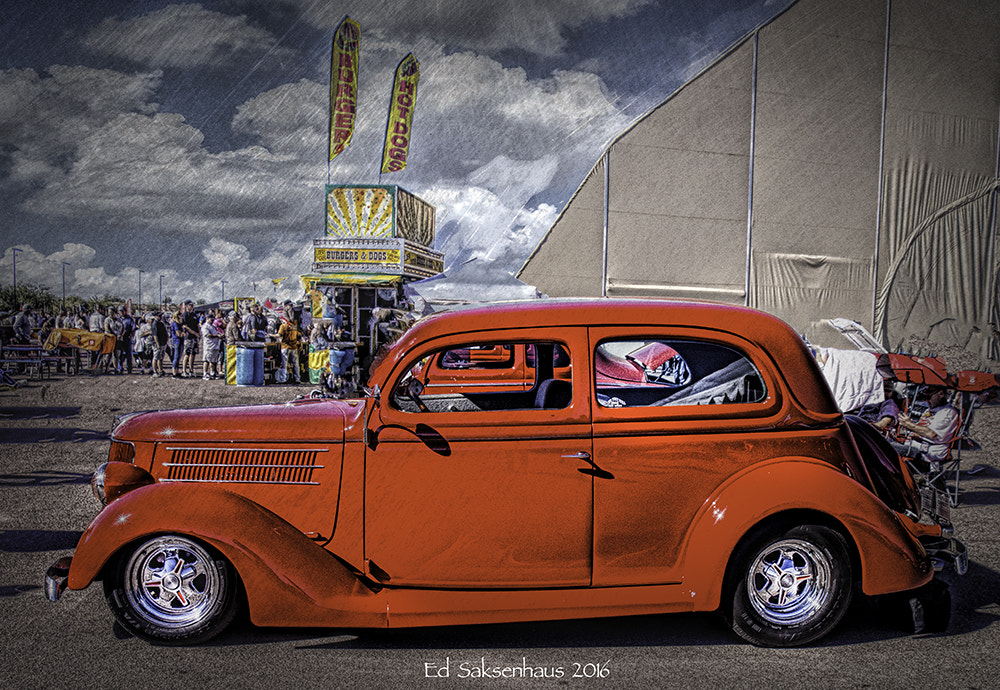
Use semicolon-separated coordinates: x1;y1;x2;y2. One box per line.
68;482;385;628
680;459;932;610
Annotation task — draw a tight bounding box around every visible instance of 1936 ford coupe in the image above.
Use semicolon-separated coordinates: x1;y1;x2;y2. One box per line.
45;299;964;646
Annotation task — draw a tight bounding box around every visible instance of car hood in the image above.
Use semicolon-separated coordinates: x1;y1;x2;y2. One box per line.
112;397;358;443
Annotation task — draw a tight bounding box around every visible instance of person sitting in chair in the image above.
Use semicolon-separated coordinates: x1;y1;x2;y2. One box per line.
891;386;961;471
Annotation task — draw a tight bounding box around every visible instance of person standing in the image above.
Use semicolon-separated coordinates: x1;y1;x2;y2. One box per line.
224;311;240;384
151;312;169;378
12;304;33;343
277;314;302;383
201;312;222;380
133;315;152;374
103;307;124;373
169;310;185;378
180;301;200;378
88;305;104;369
120;309;136;374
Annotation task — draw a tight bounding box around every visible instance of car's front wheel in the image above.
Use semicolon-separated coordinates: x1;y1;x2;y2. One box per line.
104;534;240;645
727;524;852;647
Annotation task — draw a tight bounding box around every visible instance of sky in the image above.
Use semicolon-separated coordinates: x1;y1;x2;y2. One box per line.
0;0;793;307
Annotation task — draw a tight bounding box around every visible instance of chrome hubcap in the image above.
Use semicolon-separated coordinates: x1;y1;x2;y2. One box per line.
125;536;223;629
746;538;832;626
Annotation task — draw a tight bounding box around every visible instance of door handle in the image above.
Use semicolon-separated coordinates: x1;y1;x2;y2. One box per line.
563;451;614;480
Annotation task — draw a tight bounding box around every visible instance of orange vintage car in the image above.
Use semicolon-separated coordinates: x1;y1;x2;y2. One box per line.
45;299;965;647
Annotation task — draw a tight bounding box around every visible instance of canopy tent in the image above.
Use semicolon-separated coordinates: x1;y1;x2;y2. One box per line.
518;0;1000;371
404;259;543;313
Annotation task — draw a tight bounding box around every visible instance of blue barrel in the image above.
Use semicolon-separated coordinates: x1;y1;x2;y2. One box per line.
236;343;265;386
251;345;265;386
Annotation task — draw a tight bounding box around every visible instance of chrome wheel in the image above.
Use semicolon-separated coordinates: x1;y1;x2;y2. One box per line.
125;536;223;629
105;534;239;644
746;538;832;626
728;524;852;647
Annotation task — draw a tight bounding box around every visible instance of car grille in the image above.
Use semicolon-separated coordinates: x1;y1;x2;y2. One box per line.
161;446;325;485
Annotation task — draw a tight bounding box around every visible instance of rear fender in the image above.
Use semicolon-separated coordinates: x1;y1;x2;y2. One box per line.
680;459;932;610
68;482;385;628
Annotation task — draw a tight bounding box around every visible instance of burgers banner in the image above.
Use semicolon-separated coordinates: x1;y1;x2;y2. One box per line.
328;16;360;161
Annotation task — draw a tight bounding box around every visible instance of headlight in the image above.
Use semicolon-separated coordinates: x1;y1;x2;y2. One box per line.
92;443;153;507
91;462;108;505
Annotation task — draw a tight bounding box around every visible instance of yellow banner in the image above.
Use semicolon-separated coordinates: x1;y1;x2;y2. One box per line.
380;53;419;174
313;247;400;265
329;17;360;161
44;328;115;354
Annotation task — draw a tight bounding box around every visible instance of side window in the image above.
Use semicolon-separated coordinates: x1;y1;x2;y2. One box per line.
392;341;572;413
595;339;765;408
438;345;514;369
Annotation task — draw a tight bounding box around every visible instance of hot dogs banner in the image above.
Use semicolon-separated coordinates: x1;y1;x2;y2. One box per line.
380;54;419;174
327;17;419;175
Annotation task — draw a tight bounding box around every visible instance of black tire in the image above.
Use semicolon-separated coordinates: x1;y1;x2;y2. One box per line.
727;524;852;647
103;534;240;645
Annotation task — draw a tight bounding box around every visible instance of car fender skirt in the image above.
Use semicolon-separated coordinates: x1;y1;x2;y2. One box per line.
67;482;386;628
680;459;933;609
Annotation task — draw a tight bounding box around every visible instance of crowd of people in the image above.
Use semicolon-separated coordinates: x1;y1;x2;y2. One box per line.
1;299;359;391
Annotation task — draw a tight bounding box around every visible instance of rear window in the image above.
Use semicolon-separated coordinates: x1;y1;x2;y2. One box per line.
595;339;766;408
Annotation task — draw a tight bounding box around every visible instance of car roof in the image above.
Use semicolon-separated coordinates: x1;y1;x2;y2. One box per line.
370;298;839;416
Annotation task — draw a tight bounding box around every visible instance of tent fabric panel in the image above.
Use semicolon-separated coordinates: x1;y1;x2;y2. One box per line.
750;156;881;259
608;146;751;223
755;2;885;114
875;0;1000;363
880;188;998;354
751;0;883;269
749;252;874;347
517;157;606;297
615;41;753;158
602;40;753;300
605;215;748;297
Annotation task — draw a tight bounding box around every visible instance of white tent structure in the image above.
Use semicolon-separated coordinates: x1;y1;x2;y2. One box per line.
404;259;543;313
518;0;1000;368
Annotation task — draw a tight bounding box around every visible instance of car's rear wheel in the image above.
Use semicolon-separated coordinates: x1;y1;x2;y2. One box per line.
727;524;852;647
104;534;240;645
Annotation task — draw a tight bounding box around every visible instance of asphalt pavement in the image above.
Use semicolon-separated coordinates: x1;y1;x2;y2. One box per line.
2;376;999;689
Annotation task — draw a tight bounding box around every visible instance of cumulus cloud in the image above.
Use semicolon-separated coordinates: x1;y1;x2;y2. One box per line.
81;3;295;69
22;110;324;234
293;0;654;56
1;1;656;302
0;66;161;180
2;239;310;305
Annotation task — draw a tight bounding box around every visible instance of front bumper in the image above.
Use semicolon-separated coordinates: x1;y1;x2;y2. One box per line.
44;556;73;602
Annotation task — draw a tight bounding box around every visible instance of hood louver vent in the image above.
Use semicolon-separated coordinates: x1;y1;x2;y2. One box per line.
162;447;325;485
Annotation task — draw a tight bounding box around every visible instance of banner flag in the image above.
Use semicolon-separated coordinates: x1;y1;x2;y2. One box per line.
329;16;360;161
380;53;419;174
44;328;115;354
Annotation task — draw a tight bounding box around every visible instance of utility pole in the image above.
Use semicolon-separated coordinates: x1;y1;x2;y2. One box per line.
62;262;70;310
11;247;22;298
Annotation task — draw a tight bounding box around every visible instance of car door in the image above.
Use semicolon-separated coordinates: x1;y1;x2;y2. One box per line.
588;326;781;586
364;327;594;588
